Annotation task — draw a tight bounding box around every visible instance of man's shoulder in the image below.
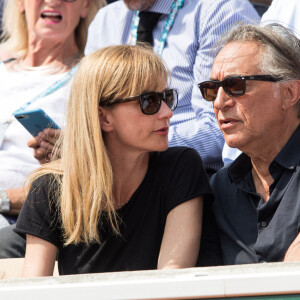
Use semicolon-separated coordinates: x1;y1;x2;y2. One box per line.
104;1;126;11
95;1;127;19
196;0;259;21
89;1;129;30
85;1;131;55
209;164;242;209
210;164;231;187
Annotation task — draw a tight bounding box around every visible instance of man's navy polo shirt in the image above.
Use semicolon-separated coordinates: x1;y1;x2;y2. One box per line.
211;125;300;265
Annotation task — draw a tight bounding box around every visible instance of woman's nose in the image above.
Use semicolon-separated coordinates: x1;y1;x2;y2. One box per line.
158;100;173;119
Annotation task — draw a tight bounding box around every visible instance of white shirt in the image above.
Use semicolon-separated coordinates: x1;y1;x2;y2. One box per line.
261;0;300;38
0;62;70;188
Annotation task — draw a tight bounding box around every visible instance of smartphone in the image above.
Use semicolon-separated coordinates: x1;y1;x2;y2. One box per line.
14;108;60;137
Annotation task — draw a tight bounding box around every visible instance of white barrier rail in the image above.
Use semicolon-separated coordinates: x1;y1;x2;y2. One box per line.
0;262;300;300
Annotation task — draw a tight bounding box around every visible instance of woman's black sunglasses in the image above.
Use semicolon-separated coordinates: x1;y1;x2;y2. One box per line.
198;75;280;101
100;89;178;115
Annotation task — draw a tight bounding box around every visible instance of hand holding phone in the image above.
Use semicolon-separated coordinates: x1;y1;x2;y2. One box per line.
27;128;61;164
14;108;60;137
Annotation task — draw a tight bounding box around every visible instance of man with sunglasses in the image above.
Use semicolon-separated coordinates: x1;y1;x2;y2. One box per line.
223;0;300;165
198;23;300;264
85;0;259;175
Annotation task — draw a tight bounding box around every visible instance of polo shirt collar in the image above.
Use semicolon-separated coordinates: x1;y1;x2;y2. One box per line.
273;124;300;169
228;124;300;182
228;152;252;183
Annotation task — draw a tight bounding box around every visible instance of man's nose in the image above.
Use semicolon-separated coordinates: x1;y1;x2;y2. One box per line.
213;86;235;111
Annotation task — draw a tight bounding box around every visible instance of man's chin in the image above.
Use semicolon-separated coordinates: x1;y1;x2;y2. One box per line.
124;0;156;11
224;136;242;150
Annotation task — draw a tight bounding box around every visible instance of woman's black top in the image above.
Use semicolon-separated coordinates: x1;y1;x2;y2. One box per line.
15;147;211;275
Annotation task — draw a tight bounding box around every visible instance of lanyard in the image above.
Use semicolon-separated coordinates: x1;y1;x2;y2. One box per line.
130;0;184;56
0;63;77;147
14;65;78;114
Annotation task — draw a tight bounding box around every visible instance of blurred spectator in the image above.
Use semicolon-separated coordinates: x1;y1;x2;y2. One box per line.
249;0;271;17
0;0;4;39
0;0;105;258
261;0;300;38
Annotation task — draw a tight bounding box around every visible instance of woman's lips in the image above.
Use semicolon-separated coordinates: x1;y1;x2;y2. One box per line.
154;127;169;135
41;11;62;24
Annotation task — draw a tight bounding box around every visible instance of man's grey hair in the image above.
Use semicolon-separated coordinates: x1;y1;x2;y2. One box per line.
215;23;300;118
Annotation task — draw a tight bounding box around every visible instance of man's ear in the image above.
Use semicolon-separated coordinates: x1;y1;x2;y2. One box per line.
17;0;25;13
281;80;300;111
99;107;113;132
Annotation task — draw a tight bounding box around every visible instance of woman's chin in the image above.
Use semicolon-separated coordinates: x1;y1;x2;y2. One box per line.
153;142;169;153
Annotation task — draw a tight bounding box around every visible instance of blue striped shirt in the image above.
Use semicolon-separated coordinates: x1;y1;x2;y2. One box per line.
85;0;260;171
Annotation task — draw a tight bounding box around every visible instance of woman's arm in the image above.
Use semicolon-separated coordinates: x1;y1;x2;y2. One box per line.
157;196;203;269
22;234;58;278
4;187;26;215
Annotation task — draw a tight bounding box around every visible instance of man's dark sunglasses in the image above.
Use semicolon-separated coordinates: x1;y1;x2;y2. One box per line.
198;75;280;101
63;0;78;2
100;89;178;115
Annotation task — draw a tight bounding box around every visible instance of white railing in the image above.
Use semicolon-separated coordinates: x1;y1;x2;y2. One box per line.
0;261;300;300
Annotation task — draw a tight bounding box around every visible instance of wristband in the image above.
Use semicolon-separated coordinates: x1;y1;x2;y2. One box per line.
0;189;10;213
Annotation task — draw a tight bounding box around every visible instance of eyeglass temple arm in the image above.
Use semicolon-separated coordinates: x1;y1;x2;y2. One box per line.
100;96;140;106
242;75;280;82
100;89;177;106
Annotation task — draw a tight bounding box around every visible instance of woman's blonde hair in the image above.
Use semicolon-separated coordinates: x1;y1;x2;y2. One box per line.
28;44;168;245
0;0;105;58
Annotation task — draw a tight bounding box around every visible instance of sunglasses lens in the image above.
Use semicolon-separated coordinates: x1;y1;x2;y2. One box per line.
200;82;219;101
164;89;178;111
140;89;178;115
200;77;246;101
224;78;245;96
141;94;161;115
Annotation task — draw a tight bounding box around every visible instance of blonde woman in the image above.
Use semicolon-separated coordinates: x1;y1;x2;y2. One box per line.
15;45;211;276
0;0;104;59
0;0;105;257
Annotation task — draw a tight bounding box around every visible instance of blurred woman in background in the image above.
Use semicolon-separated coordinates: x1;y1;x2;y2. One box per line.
0;0;105;258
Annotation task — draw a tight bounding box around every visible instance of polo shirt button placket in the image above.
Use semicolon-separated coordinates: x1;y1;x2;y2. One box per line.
261;221;267;227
